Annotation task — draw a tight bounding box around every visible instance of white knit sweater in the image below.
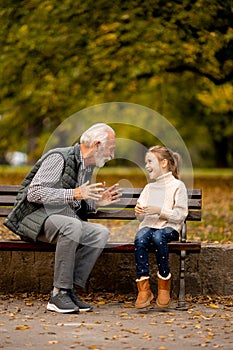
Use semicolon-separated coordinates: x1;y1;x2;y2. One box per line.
137;172;188;233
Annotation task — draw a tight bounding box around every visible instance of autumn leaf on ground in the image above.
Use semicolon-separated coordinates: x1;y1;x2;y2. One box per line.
208;303;220;309
15;325;30;330
48;340;58;344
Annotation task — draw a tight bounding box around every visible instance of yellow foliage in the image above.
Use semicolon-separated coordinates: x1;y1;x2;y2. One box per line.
197;83;233;113
19;24;28;33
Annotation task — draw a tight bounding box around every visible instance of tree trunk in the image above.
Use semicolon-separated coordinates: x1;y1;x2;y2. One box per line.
212;137;231;168
26;121;43;164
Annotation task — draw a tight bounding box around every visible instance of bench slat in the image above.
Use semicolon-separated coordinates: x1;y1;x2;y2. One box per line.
0;239;201;252
0;196;202;207
121;188;202;197
0;186;202;197
0;185;21;194
88;209;201;221
0;208;12;216
101;198;201;209
0;196;18;205
0;208;202;221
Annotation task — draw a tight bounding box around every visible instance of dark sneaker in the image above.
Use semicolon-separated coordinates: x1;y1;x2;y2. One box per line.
69;289;93;312
47;291;79;313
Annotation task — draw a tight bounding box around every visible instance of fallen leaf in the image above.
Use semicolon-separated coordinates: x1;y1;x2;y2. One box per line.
165;318;175;324
195;324;202;329
25;302;34;306
120;328;139;334
15;325;30;330
142;333;152;341
124;302;134;308
48;340;59;344
158;336;166;341
209;303;219;309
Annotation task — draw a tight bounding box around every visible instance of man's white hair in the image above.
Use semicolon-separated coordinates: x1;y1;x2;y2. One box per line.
80;123;115;147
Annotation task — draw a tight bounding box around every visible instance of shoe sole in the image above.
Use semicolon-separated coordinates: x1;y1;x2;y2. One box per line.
156;298;170;309
70;295;93;312
47;302;79;314
79;307;92;312
135;293;154;309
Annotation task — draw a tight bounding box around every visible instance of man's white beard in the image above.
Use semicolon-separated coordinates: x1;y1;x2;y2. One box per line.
94;150;111;168
95;157;106;168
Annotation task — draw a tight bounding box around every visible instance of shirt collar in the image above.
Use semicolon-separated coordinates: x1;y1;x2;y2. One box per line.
79;146;92;173
156;171;173;183
74;143;93;173
79;151;85;170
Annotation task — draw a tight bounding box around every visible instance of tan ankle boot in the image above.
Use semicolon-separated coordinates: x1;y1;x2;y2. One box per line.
156;273;171;309
135;278;154;309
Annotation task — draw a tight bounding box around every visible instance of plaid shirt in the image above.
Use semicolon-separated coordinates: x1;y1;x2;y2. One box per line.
27;151;96;215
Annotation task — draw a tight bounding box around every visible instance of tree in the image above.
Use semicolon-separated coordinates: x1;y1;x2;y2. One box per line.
0;0;232;165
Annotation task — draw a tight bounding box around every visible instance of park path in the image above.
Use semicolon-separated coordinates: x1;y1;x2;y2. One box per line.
0;294;233;349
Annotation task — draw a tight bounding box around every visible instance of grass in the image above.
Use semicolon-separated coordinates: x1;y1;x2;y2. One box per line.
0;166;232;243
192;168;233;177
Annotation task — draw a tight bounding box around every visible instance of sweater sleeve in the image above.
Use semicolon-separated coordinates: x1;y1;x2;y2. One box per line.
160;182;188;224
135;185;149;222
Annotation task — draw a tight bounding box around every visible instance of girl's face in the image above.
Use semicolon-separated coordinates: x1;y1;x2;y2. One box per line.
145;151;168;180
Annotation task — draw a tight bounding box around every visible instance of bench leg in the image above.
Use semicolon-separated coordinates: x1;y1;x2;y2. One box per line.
176;250;188;310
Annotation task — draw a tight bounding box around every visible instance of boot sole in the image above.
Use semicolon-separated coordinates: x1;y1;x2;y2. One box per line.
135;293;154;309
156;298;170;309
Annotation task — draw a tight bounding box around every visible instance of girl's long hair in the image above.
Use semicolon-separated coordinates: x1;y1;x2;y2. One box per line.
148;145;182;179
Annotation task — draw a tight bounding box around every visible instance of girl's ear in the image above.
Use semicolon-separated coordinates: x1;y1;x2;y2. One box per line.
161;158;168;169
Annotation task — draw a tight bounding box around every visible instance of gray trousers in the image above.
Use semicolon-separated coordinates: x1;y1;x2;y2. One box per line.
38;214;110;289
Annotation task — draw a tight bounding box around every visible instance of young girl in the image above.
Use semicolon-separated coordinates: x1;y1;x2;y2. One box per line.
134;145;188;309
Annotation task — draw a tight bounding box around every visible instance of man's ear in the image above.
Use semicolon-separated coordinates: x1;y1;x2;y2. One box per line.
93;141;100;151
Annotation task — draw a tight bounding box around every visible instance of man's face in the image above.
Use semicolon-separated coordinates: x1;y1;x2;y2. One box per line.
94;138;116;168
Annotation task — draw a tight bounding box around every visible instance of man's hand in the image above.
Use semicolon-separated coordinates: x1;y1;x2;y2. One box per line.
74;181;104;200
97;183;122;206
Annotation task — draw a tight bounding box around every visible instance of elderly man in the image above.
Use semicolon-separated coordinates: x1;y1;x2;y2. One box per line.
5;123;121;313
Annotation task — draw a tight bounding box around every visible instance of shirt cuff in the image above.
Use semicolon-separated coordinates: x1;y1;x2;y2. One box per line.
65;189;74;203
160;207;171;220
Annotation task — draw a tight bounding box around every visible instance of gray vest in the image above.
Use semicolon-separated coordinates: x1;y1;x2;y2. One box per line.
4;144;91;241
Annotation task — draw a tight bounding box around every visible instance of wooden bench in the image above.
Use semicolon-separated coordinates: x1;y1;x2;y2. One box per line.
0;185;202;310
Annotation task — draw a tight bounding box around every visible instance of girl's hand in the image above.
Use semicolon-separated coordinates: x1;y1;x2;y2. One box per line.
135;203;144;215
143;205;161;215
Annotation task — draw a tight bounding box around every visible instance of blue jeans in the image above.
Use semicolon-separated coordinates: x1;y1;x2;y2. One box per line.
134;226;179;279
